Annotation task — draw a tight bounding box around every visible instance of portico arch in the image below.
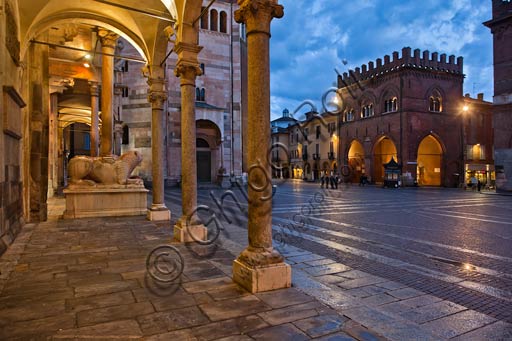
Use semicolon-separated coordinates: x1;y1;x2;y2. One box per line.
373;136;397;184
417;135;443;186
196;119;222;183
348;140;365;183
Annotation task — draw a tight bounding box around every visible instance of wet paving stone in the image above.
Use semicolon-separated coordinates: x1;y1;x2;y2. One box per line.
421;309;497;339
182;276;234;294
451;320;512;340
0;312;76;339
304;263;352;276
53;319;143;339
258;301;323;325
76;301;154;327
66;290;135;312
191;314;269;340
398;300;467;323
200;295;271;321
293;313;349;338
256;287;315;308
73;279;140;297
343;306;439;340
361;293;399;306
0;300;66;325
137;305;210;335
315;331;357;340
248;323;310;341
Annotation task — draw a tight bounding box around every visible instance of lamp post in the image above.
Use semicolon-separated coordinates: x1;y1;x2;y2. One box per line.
461;104;469;187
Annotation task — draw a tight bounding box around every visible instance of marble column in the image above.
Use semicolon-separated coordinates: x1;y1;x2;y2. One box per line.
89;81;100;157
98;29;118;156
173;43;207;243
232;0;290;293
147;76;171;221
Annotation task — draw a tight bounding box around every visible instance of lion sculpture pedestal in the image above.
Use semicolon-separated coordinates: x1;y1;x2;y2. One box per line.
63;151;149;219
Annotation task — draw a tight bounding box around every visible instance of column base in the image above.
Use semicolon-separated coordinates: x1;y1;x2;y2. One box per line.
173;217;208;243
233;259;291;293
147;204;171;221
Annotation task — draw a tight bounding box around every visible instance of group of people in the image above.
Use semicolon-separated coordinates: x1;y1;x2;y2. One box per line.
320;172;340;189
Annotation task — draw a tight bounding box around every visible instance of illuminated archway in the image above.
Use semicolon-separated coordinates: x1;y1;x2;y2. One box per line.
348;140;365;183
417;135;443;186
373;137;397;183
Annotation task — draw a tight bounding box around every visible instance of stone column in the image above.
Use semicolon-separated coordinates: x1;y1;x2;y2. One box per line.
98;29;118;156
232;0;289;293
89;81;100;157
173;43;207;243
147;76;171;221
114;121;123;156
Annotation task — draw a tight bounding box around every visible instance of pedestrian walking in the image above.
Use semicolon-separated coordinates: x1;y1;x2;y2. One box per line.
335;174;339;189
320;172;325;188
477;179;482;192
330;172;335;189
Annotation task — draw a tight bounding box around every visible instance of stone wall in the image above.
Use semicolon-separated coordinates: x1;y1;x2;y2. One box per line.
0;0;25;256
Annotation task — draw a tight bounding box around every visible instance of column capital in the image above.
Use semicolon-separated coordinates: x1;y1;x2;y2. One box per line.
234;0;284;36
89;81;99;96
175;62;202;86
98;29;119;49
148;91;167;108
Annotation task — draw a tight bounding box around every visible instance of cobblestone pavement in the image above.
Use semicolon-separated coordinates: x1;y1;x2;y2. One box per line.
0;197;384;340
161;181;512;340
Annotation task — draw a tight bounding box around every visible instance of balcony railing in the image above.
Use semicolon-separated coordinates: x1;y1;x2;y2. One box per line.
328;152;335;160
302;153;308;161
312;153;320;160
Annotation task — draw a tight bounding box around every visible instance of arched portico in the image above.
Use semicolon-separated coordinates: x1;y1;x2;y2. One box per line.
4;0;288;294
348;140;365;183
417;134;444;186
373;136;398;184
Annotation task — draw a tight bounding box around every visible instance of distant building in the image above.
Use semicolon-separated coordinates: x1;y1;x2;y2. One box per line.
273;47;494;187
484;0;512;192
121;0;246;185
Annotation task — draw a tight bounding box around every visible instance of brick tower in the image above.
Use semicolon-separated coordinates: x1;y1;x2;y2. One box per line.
484;0;512;191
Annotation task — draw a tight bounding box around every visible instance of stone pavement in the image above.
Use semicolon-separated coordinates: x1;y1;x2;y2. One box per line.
0;198;385;340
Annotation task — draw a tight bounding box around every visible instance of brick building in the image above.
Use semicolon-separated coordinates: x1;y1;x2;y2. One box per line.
274;47;494;188
484;0;512;192
120;0;247;185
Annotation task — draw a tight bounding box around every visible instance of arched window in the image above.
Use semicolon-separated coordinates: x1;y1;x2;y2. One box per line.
122;125;129;145
210;9;218;31
200;88;206;102
220;11;227;33
361;103;374;118
384;97;398;112
195;88;201;101
200;7;208;29
429;90;442;112
345;109;355;122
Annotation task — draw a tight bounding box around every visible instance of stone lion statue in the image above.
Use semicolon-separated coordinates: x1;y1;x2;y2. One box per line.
68;150;143;186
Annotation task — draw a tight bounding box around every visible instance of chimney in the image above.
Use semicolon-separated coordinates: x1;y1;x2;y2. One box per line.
368;61;374;70
376;58;382;68
384;55;390;64
477;93;484;101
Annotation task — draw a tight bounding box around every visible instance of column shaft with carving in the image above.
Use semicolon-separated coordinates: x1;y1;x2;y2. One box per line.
98;29;118;156
89;81;100;156
173;42;207;242
147;76;171;221
232;0;289;293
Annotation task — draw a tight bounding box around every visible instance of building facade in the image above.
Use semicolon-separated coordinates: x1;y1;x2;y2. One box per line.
484;0;512;192
120;0;246;186
273;47;494;188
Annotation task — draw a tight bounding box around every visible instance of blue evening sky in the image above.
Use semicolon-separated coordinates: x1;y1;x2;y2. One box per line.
269;0;493;120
